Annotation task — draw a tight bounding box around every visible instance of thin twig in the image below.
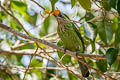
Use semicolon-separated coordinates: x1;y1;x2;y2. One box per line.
0;63;19;80
30;0;45;10
1;49;119;60
22;47;39;80
79;11;87;22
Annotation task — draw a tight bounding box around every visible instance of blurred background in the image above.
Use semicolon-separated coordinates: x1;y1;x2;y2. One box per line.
0;0;120;80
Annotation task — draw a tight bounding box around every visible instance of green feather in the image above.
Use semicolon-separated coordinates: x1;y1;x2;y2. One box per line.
56;13;89;77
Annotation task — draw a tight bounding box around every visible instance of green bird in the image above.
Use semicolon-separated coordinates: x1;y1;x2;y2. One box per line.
53;9;89;77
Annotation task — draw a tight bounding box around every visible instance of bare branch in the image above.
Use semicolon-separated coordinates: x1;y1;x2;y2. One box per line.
0;24;120;60
30;0;45;10
0;24;117;80
22;47;39;80
0;63;19;80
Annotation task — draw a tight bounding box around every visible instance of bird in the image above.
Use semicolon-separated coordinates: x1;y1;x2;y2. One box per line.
52;9;89;77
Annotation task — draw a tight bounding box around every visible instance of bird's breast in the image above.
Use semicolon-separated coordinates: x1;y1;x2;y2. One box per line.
57;24;80;51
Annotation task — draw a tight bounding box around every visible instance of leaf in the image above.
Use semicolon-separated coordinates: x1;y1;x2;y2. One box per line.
11;1;27;15
50;0;58;11
117;0;120;14
0;70;18;80
57;40;63;47
115;24;120;48
11;1;30;21
96;49;107;72
101;0;117;10
77;0;91;10
19;43;35;50
96;60;107;72
91;40;95;52
106;48;119;66
57;40;71;64
29;13;38;26
40;16;50;37
0;11;7;22
82;22;97;41
112;17;118;32
97;19;113;45
71;0;77;7
109;0;117;9
68;73;78;80
30;59;42;67
82;22;97;52
85;12;94;21
111;60;120;71
9;17;22;31
101;0;111;11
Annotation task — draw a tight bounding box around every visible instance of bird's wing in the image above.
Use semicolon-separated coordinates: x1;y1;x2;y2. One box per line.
71;23;85;52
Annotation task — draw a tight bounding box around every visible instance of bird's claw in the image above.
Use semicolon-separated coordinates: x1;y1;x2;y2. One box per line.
76;51;80;59
64;48;67;54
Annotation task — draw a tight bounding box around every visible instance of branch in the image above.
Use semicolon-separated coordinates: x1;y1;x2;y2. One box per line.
22;47;39;80
0;24;120;60
0;24;108;60
30;0;45;10
0;63;19;80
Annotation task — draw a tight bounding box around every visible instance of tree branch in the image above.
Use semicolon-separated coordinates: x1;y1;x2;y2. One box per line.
0;24;120;60
0;24;106;59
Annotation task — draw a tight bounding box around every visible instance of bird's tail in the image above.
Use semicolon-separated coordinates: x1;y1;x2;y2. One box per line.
78;59;89;77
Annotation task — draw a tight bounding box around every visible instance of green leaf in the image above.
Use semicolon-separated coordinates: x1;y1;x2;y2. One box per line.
50;0;58;11
112;17;118;32
0;11;7;22
101;0;117;10
96;60;107;72
40;16;51;37
57;40;64;58
115;24;120;48
85;12;94;21
11;1;27;15
58;51;71;64
77;0;91;10
0;70;18;80
97;19;113;45
82;22;97;52
71;0;77;7
101;0;111;11
11;1;30;21
9;17;22;31
29;13;38;26
111;60;120;71
19;43;35;50
7;55;17;64
109;0;117;9
90;40;95;52
57;40;63;47
96;49;107;72
68;73;78;80
30;59;42;67
57;40;71;64
117;0;120;14
106;48;119;66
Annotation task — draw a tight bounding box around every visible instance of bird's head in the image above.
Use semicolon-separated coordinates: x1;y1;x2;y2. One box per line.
51;9;69;24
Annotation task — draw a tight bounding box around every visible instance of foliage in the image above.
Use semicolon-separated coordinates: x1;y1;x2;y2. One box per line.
0;0;120;80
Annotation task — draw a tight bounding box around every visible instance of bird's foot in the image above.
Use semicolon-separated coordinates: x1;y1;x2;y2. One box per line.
64;48;67;54
76;51;80;59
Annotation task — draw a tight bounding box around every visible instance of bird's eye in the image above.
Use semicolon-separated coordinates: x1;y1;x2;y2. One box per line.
59;13;64;18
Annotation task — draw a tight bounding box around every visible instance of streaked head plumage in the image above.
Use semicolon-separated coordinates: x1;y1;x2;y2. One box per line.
52;8;69;24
